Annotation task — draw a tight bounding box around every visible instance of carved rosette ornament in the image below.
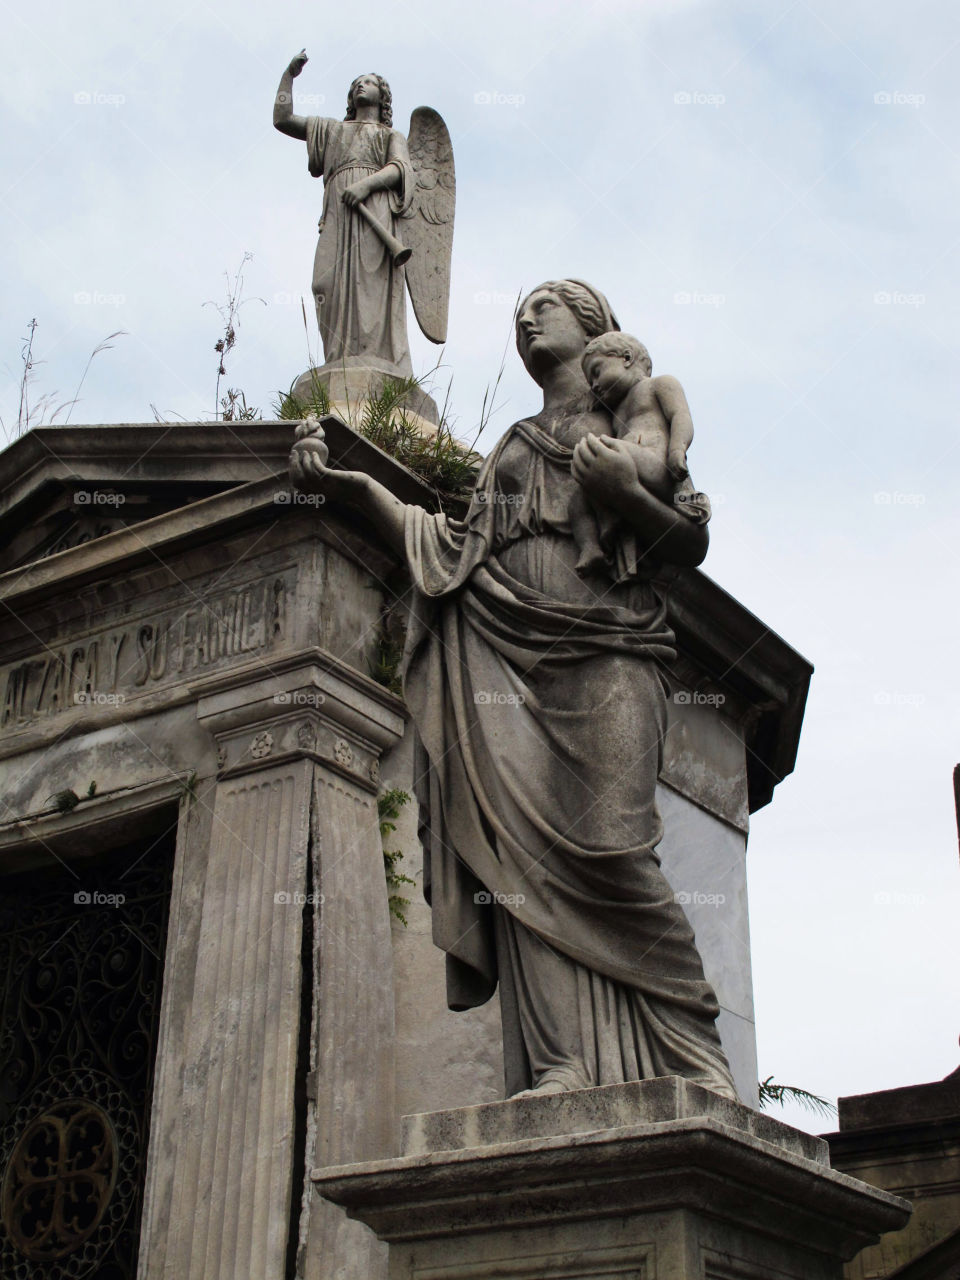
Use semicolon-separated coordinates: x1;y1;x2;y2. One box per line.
250;731;274;760
333;738;353;767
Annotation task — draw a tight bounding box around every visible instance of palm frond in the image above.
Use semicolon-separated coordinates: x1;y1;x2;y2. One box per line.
758;1076;836;1117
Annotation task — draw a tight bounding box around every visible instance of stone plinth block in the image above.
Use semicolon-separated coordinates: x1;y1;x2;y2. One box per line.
292;360;441;433
313;1078;910;1280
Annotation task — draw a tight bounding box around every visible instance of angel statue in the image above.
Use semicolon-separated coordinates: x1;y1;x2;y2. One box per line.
273;52;455;387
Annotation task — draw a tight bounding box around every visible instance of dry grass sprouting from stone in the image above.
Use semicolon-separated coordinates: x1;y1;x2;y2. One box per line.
1;319;125;443
276;372;479;511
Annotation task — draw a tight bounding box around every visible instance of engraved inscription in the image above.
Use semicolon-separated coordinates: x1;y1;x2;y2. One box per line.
1;577;288;728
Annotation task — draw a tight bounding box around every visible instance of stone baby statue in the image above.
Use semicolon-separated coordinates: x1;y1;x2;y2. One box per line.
569;332;697;577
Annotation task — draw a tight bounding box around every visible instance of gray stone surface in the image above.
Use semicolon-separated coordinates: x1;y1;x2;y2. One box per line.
383;728;505;1119
313;1081;911;1280
827;1066;960;1279
656;783;758;1104
401;1077;826;1164
292;361;440;427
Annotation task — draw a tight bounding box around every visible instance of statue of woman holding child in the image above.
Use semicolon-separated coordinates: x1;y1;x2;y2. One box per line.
290;278;736;1101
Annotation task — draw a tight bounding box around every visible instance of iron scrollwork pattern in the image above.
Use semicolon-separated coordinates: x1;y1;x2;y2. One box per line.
0;834;175;1279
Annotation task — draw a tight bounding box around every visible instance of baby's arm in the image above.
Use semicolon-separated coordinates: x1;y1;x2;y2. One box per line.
652;375;694;479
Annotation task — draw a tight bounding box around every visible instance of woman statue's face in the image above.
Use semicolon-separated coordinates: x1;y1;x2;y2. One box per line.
516;289;588;384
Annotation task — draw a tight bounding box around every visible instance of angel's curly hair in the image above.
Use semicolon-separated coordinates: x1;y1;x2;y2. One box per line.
345;74;393;128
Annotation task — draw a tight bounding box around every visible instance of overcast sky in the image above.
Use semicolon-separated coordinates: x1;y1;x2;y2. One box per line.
2;0;958;1132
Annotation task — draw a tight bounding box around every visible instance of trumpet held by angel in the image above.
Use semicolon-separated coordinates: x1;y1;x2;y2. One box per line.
273;51;455;376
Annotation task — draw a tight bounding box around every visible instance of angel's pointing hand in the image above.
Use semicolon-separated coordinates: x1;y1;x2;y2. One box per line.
288;50;308;77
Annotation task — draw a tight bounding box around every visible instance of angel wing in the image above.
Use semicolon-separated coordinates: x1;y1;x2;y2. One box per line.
402;107;455;345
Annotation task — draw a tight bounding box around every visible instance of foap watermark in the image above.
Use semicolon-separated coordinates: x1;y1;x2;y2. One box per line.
74;290;126;307
474;690;525;706
873;890;926;907
274;890;324;905
674;91;725;108
674;890;726;907
874;91;925;108
873;690;925;708
275;90;326;110
74;490;125;506
273;690;326;707
474;890;526;906
676;489;726;507
475;491;525;506
74;890;126;907
674;690;725;707
474;90;526;108
874;290;925;307
873;490;925;506
74;690;125;708
274;490;326;506
74;90;125;108
473;290;517;306
674;290;725;308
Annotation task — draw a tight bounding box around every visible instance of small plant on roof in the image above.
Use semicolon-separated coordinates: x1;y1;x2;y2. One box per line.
204;253;264;421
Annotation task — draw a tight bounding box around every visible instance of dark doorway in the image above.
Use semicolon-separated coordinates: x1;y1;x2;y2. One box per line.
0;825;176;1279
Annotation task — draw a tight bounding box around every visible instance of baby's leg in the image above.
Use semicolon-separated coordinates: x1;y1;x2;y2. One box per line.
569;488;608;576
621;440;674;503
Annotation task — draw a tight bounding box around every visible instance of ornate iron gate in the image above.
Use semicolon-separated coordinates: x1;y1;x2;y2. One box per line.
0;831;175;1279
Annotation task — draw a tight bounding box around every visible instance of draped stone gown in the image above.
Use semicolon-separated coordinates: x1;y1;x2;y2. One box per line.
305;116;414;371
402;404;737;1101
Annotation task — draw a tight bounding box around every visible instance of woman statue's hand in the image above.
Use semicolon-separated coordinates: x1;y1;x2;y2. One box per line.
288;49;308;77
289;433;407;548
289;438;365;503
572;432;708;567
571;434;638;503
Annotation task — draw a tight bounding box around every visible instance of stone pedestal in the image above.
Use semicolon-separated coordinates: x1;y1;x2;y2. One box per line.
293;359;441;438
313;1078;911;1280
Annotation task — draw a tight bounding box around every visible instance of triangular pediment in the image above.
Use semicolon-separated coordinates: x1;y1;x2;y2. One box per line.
0;422;297;570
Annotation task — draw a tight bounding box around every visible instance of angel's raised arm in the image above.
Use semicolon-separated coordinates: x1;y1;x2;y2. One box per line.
273;50;310;141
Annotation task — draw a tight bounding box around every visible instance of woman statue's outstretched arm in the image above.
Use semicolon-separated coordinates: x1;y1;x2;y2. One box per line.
572;433;708;567
289;445;407;548
274;50;310;141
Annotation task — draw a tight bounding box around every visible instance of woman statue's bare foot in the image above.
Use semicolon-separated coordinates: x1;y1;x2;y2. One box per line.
510;1078;568;1099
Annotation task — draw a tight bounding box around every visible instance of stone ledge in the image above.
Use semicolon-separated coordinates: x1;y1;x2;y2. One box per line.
313;1090;911;1261
400;1077;825;1164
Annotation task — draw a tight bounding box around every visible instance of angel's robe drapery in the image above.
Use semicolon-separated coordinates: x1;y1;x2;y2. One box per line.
401;415;738;1099
305;118;414;370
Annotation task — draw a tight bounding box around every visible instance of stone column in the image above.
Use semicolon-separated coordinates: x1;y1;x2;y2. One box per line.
140;653;404;1280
